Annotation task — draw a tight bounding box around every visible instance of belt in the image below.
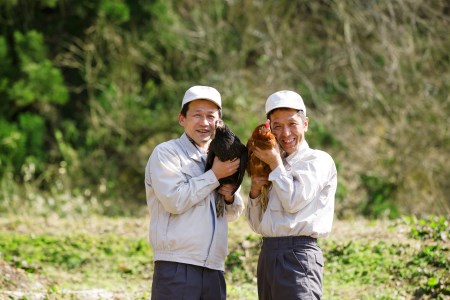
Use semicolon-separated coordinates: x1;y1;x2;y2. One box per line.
262;236;317;249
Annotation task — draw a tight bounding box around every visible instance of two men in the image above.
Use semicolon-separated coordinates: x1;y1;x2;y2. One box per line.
146;87;337;300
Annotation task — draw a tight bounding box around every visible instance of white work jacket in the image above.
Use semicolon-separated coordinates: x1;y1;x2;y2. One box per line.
145;133;244;271
246;141;337;238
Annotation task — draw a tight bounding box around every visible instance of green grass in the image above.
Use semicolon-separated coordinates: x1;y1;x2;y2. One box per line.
0;215;449;299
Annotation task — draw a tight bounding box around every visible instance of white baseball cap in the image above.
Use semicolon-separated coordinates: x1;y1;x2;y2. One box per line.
181;85;222;108
265;90;306;115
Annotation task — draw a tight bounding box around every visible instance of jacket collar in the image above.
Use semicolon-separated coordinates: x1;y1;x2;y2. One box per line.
284;140;310;165
180;133;208;163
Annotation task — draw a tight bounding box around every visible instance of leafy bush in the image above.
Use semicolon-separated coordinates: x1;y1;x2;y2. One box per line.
0;119;26;176
0;0;448;217
11;31;68;105
1;216;448;299
360;174;399;219
403;215;449;242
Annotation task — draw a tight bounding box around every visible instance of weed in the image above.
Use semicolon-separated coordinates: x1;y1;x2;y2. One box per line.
402;215;450;241
1;216;449;299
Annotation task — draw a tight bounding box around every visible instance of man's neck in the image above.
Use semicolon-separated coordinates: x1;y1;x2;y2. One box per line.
196;141;210;152
185;134;210;152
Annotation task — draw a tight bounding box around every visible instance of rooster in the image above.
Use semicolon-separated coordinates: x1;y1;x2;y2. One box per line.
246;120;277;211
205;119;248;217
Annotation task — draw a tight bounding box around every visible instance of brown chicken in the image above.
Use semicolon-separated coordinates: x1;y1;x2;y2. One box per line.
246;120;277;211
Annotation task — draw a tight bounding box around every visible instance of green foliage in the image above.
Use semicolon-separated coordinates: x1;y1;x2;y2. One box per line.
0;0;18;8
402;215;449;241
0;216;155;296
307;121;339;149
0;36;11;77
0;0;448;217
0;216;448;299
0;29;68;183
10;31;68;106
0;232;152;275
13;30;47;63
19;113;46;165
406;244;450;298
325;240;398;284
321;216;450;299
225;234;260;284
99;0;130;23
360;174;399;219
0;119;26;176
10;60;69;106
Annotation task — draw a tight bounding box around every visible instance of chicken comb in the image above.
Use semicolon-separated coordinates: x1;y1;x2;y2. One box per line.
265;119;270;129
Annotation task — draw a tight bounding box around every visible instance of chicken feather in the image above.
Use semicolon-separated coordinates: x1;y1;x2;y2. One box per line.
205;120;248;217
246;120;277;211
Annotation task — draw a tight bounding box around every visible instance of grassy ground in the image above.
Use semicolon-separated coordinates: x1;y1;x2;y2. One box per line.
0;213;449;299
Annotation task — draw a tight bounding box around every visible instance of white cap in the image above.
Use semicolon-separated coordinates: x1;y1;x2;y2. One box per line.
181;85;222;108
265;90;306;115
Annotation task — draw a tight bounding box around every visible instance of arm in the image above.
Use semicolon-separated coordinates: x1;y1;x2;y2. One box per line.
149;145;220;214
269;153;337;213
244;175;269;233
223;185;245;222
245;192;264;234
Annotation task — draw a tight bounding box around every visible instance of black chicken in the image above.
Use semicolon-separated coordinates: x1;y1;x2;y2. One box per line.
205;119;248;217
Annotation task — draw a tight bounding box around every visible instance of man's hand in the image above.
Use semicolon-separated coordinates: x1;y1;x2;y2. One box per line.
218;184;236;202
211;156;240;180
253;143;282;170
249;176;270;198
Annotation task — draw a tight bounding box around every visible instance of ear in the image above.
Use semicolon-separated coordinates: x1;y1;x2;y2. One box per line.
178;113;185;127
304;117;309;132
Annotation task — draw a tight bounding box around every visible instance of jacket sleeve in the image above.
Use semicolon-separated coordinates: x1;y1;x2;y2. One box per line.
148;144;220;214
225;187;245;222
269;153;337;214
245;194;264;234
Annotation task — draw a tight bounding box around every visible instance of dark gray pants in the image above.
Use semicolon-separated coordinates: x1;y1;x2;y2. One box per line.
257;236;324;300
151;261;226;300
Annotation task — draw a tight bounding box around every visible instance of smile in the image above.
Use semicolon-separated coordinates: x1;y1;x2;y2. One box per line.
282;138;295;144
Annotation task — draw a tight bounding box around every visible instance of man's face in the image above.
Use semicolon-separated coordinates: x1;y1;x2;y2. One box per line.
178;99;220;148
270;108;308;155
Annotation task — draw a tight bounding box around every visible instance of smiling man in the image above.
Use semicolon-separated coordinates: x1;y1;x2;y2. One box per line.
246;90;337;300
145;85;245;300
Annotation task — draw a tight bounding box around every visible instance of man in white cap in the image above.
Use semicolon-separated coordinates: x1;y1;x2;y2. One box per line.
145;85;245;300
246;90;337;299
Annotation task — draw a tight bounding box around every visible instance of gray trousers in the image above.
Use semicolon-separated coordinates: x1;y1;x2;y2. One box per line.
257;236;324;300
151;261;226;300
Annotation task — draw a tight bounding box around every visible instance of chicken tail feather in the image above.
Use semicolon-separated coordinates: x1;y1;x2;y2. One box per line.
260;186;268;212
216;194;225;217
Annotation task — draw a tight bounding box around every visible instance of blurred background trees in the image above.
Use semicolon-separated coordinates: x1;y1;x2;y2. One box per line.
0;0;448;218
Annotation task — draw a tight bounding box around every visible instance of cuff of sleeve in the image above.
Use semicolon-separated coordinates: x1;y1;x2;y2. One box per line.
204;169;220;188
268;164;284;181
248;194;262;207
225;196;235;205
